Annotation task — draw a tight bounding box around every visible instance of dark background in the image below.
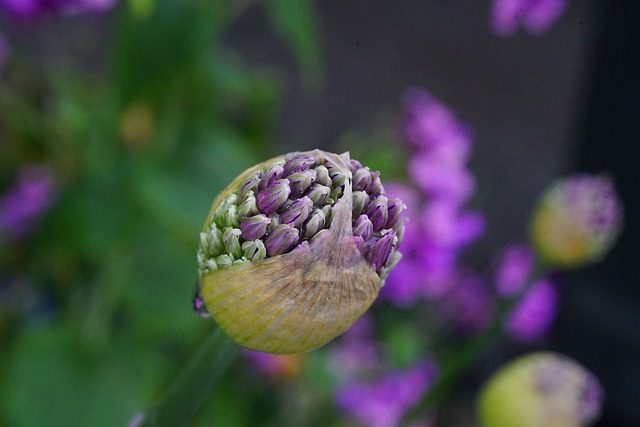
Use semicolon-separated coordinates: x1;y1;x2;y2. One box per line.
224;1;639;425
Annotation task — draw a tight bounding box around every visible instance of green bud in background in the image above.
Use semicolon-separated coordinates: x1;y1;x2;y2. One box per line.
477;352;603;427
529;174;623;269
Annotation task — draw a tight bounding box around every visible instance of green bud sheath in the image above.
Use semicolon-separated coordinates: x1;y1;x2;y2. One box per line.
198;150;392;354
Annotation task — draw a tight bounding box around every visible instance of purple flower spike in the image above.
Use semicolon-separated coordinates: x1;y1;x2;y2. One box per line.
264;224;300;257
280;196;313;228
505;278;558;343
240;214;271;241
365;195;389;232
257;178;290;215
494;244;535;296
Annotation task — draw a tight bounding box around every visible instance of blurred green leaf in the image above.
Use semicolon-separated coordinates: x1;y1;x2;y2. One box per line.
1;325;167;427
263;0;323;87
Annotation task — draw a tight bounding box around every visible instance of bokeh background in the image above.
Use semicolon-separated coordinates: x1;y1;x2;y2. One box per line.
1;0;638;426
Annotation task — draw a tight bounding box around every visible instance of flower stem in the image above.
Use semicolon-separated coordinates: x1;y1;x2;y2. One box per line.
137;327;239;427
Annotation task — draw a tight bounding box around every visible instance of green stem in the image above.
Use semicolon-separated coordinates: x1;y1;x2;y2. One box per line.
138;327;239;427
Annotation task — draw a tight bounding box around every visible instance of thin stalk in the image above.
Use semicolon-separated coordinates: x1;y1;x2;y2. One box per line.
137;327;239;427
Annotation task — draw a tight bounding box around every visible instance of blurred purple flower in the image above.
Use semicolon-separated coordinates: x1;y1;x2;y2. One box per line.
0;164;54;240
490;0;568;36
1;0;116;19
505;278;558;342
440;272;495;333
335;360;439;427
494;244;535;296
328;314;381;378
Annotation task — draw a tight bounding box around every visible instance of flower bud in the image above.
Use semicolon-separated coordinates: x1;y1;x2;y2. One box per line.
365;194;389;232
307;183;331;206
477;352;603;427
195;150;406;353
280;196;313;228
264;224;300;257
238;190;259;217
240;214;271;241
530;174;623;269
223;227;243;260
257;178;291;215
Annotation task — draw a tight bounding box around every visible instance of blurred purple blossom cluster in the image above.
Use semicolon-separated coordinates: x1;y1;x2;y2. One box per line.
490;0;568;36
330;315;439;427
0;0;115;19
380;88;486;316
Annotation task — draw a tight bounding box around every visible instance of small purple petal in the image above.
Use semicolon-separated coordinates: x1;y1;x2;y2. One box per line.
258;164;284;191
264;224;300;256
364;195;389;232
280;196;313;228
386;198;407;230
306;183;331;206
353;167;373;192
257;178;290;215
353;214;374;242
288;169;317;197
367;171;383;196
313;164;332;187
365;231;396;270
240;214;271;241
283;154;317;176
351;191;369;217
303;208;326;239
349;159;363;174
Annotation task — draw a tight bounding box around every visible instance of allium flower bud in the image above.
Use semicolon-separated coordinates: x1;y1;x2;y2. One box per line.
530;174;623;269
478;352;603;427
195;150;405;353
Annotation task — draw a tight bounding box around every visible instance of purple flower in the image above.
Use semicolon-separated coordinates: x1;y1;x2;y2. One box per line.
440;272;495;333
494;244;535;296
490;0;568;36
505;278;558;342
335;360;439;427
1;0;116;19
327;314;380;377
0;164;54;240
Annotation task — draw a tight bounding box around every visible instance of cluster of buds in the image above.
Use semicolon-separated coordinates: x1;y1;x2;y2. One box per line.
197;151;404;281
195;150;406;354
